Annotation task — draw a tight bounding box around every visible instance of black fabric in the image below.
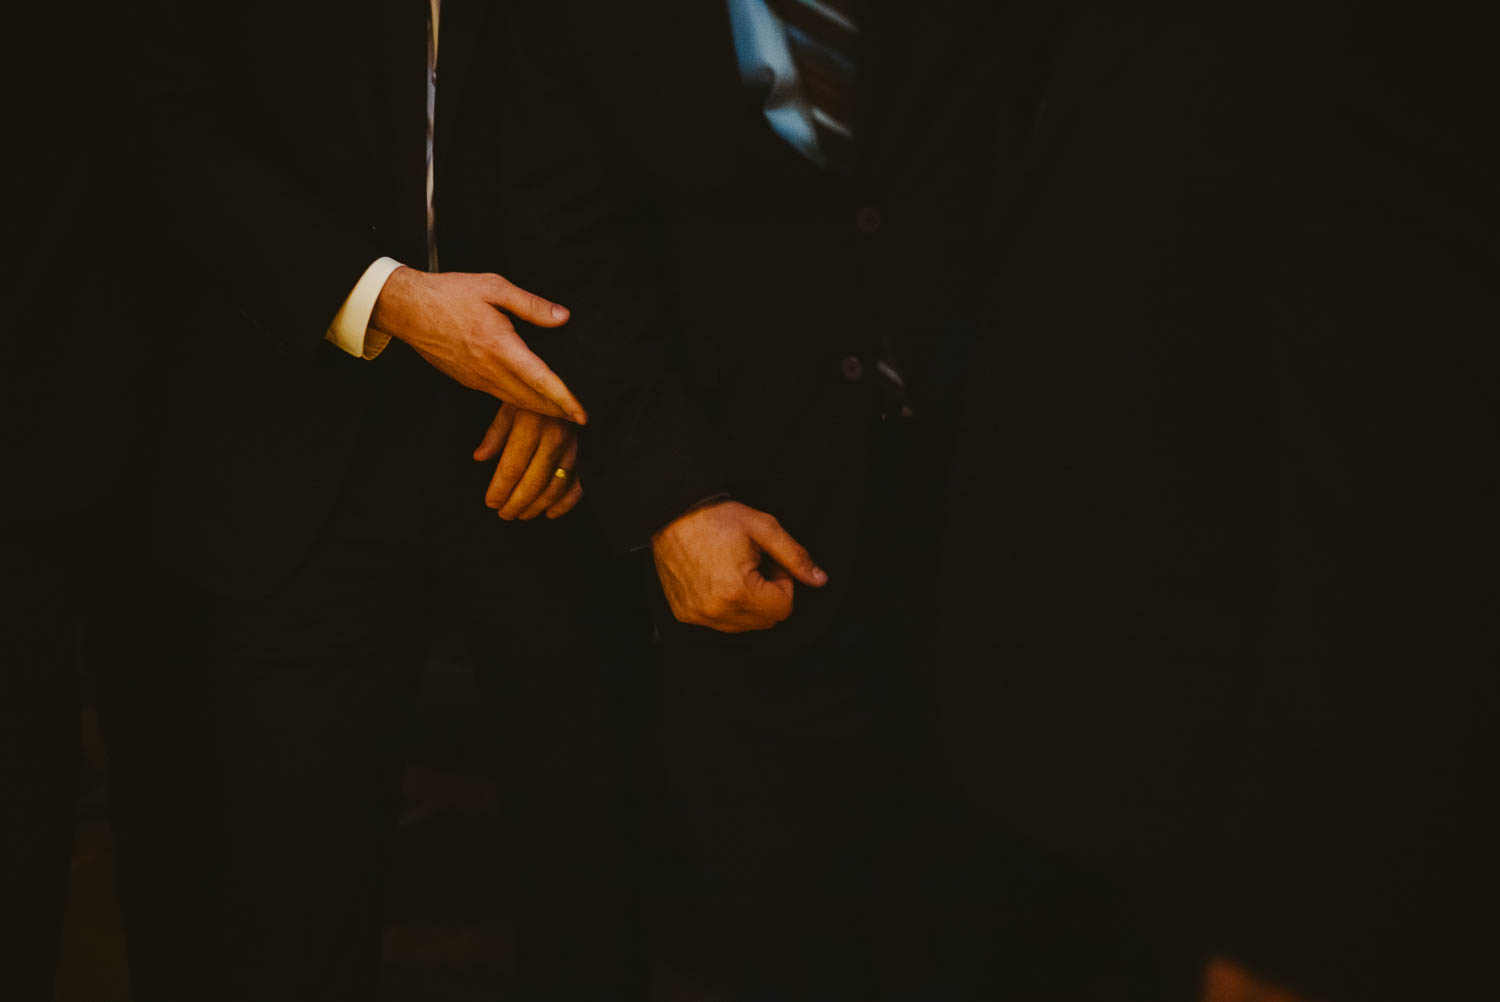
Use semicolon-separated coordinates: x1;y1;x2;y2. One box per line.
0;534;80;1002
940;16;1263;983
644;408;955;998
939;6;1499;1000
2;1;157;996
145;0;689;597
1215;8;1499;1000
107;2;656;996
102;403;649;1001
481;0;1053;616
443;2;1074;994
144;0;437;599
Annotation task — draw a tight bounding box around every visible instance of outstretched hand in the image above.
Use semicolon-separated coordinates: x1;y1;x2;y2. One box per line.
370;266;588;423
474;402;584;520
651;501;827;633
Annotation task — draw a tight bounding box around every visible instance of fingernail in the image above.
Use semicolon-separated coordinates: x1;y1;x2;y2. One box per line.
551;305;569;320
811;567;828;585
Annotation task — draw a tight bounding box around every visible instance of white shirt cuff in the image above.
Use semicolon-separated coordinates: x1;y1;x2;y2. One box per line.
324;257;404;359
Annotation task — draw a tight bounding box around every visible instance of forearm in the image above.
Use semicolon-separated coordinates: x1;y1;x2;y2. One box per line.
451;6;731;548
147;3;396;357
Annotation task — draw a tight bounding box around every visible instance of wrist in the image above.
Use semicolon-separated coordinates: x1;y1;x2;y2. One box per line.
369;265;420;341
651;494;733;545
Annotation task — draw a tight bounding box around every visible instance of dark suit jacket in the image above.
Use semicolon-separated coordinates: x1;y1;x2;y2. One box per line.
8;1;153;527
1217;8;1499;999
146;0;658;597
939;6;1498;997
144;0;436;595
442;0;1066;649
938;8;1267;973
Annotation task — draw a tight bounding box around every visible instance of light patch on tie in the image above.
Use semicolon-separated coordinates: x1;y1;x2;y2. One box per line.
791;0;859;33
810;106;854;139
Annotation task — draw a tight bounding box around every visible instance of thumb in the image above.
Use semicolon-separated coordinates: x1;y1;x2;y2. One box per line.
746;513;828;588
480;273;570;329
761;562;797;603
742;563;795;624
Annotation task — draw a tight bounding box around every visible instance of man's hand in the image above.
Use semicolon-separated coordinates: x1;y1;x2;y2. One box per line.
370;266;588;423
474;403;584;520
651;501;827;633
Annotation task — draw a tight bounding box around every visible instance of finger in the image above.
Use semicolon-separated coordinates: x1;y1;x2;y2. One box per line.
520;437;579;519
500;424;571;519
478;273;571;328
543;480;584;520
485;325;589;425
745;514;828;587
485;412;543;509
472;404;517;461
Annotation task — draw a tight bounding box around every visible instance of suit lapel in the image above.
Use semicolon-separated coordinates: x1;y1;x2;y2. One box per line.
434;0;489;166
987;12;1144;239
864;0;996;181
379;0;430;257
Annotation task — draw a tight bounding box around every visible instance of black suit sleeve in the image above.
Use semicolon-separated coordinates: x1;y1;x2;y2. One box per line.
151;3;398;358
443;1;734;551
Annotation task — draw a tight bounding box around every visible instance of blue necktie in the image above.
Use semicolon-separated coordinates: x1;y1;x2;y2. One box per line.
765;0;866;174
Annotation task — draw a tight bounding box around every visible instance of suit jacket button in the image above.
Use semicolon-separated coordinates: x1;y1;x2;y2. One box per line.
840;355;865;381
855;205;883;234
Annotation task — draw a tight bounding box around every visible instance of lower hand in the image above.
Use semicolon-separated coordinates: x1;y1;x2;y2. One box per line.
371;266;588;423
474;403;584;520
651;501;827;633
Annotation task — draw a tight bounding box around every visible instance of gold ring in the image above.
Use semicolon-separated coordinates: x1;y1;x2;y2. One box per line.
553;467;571;480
